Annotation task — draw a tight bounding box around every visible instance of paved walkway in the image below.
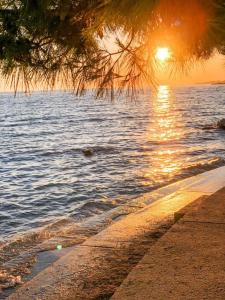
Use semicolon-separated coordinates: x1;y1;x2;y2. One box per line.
111;187;225;300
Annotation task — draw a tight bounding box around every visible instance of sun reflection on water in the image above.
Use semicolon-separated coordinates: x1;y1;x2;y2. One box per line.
150;85;184;142
141;85;187;185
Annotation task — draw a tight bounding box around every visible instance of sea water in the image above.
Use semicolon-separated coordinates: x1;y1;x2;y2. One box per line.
1;84;225;241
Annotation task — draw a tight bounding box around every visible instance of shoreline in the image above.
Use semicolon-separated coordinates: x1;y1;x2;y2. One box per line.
4;165;225;299
1;156;224;242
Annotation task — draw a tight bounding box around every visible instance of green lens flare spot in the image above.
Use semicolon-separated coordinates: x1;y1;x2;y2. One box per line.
56;244;62;251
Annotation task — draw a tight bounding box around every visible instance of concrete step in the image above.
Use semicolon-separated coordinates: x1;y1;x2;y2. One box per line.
6;194;209;299
7;166;225;300
111;187;225;300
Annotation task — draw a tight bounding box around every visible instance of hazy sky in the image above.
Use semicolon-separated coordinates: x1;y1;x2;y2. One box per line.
158;53;225;85
0;54;224;92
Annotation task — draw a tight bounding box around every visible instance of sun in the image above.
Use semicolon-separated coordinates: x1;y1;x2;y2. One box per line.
155;47;171;62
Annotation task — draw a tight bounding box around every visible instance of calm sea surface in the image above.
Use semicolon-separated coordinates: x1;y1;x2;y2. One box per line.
1;85;225;240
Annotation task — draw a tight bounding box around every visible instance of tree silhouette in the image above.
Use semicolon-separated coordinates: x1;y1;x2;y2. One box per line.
0;1;225;96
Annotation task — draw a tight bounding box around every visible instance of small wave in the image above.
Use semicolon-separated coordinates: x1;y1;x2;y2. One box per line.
34;182;67;190
86;118;105;122
74;197;123;218
201;124;218;130
180;157;225;176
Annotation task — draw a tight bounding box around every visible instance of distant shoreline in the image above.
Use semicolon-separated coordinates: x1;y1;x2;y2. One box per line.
196;80;225;85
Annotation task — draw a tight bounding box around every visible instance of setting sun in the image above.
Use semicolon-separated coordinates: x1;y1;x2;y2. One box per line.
155;47;171;62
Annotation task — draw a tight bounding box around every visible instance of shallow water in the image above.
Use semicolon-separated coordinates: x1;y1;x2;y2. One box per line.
1;84;225;240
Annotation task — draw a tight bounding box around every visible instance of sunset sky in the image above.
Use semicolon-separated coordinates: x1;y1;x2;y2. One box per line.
158;53;225;85
0;54;224;92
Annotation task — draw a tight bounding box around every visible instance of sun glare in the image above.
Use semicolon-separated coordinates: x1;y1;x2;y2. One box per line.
155;47;170;62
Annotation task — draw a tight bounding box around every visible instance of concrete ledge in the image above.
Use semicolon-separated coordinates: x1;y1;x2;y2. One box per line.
111;187;225;300
8;166;225;300
7;192;206;299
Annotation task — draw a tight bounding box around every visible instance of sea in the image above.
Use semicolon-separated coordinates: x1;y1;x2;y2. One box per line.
1;84;225;262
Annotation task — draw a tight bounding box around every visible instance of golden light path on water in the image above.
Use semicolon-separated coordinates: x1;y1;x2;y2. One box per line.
141;85;188;185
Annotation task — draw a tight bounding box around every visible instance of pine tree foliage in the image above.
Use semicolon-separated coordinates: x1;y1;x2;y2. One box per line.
0;0;225;95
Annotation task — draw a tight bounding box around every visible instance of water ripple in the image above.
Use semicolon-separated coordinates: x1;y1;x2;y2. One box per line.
1;85;225;239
